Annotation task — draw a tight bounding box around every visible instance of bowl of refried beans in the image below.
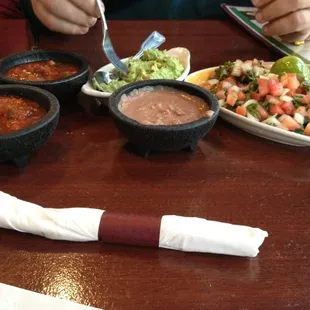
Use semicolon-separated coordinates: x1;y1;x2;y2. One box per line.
109;80;219;153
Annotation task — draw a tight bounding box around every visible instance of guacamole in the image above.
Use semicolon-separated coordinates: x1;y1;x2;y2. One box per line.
92;49;185;93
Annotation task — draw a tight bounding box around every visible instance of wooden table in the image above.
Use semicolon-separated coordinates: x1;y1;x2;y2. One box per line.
1;19;310;310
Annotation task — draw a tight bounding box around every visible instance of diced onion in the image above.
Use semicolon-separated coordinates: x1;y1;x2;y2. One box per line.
280;95;293;102
232;60;243;77
230;85;240;92
218;99;225;107
281;88;290;96
267;73;279;80
207;79;219;85
279;115;288;122
222;81;233;89
294;113;304;125
240;85;249;91
241;61;252;72
242;99;258;108
263;114;281;126
247;112;259;122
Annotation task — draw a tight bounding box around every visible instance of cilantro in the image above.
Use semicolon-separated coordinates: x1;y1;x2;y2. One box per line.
245;93;251;101
246;103;260;119
304;117;310;126
215;66;229;80
210;84;218;93
293;129;305;135
262;101;271;110
293;100;301;108
224;61;234;70
215;62;234;81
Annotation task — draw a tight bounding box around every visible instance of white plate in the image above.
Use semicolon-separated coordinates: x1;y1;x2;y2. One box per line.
185;66;310;147
81;47;191;101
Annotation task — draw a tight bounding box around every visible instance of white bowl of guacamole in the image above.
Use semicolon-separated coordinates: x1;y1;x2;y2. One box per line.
81;47;191;103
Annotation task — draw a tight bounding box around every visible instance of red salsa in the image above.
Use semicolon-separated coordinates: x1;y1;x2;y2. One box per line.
6;60;79;81
0;96;46;133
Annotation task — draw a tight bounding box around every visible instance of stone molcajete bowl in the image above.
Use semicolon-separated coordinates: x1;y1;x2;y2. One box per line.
0;50;89;105
108;80;219;156
0;84;60;167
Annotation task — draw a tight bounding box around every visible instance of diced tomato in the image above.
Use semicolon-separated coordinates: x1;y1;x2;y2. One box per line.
238;91;246;101
225;76;237;85
301;94;310;105
226;89;238;106
215;90;226;100
236;106;247;117
294;106;308;117
257;78;269;96
281;101;295;115
287;73;300;91
269;80;283;97
257;105;269;120
280;115;300;131
305;123;310;136
266;95;281;105
270;104;285;115
251;91;261;101
280;74;289;87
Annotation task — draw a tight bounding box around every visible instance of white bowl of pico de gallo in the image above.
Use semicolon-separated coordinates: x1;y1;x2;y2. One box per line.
185;59;310;147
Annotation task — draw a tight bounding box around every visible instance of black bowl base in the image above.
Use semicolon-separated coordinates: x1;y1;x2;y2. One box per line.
10;154;31;168
124;140;199;158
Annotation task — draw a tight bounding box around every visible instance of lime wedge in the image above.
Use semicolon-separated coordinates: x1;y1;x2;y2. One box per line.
270;56;310;81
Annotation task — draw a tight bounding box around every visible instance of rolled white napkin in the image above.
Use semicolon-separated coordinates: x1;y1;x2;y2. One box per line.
0;191;268;257
159;216;268;257
0;191;103;241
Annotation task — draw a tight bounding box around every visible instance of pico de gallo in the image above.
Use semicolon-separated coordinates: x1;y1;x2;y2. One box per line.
203;59;310;136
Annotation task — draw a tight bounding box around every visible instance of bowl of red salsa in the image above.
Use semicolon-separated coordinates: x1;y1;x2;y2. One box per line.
0;84;60;167
0;50;89;105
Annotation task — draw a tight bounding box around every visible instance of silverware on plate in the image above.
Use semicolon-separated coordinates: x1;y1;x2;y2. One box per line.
132;31;166;60
93;31;166;86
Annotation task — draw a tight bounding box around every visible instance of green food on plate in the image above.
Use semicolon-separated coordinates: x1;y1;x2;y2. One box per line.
92;49;185;93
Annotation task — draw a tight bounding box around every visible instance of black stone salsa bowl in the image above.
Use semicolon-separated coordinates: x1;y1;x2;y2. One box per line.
109;80;220;154
0;50;89;104
0;84;60;167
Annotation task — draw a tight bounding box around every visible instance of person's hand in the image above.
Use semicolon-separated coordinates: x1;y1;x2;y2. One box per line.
31;0;102;35
252;0;310;43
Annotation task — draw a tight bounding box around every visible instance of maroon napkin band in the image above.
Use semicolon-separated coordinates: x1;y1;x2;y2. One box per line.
98;212;162;247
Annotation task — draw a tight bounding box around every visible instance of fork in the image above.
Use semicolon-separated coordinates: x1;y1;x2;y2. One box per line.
95;0;128;75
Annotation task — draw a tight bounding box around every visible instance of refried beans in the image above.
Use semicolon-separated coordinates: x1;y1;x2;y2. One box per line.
119;86;214;125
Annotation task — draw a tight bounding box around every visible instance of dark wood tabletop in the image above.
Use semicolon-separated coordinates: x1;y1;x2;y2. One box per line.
1;19;310;310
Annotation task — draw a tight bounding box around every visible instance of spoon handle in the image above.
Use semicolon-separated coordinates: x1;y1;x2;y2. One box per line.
132;31;166;60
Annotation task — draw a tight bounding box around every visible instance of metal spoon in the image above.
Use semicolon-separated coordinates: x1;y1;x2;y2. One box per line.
93;31;166;87
132;31;166;60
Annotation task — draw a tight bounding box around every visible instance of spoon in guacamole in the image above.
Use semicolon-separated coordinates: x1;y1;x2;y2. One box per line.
93;31;166;88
